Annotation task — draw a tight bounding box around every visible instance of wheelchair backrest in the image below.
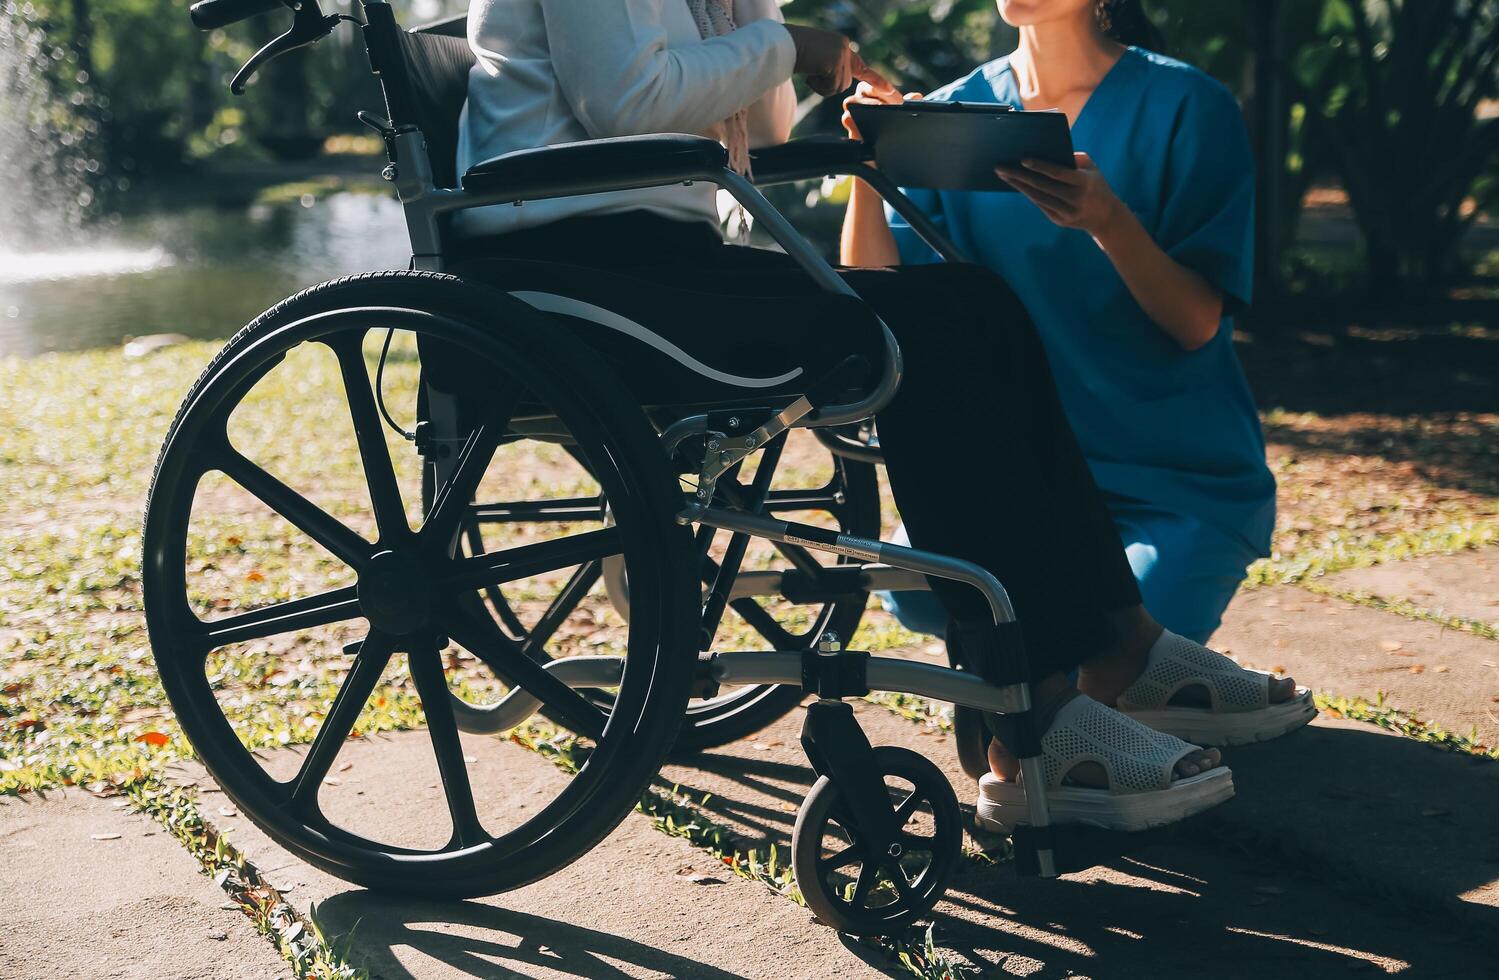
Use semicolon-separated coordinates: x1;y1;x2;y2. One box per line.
385;14;474;190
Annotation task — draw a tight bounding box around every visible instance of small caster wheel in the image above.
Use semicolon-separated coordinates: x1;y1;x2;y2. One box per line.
792;745;962;935
952;706;990;781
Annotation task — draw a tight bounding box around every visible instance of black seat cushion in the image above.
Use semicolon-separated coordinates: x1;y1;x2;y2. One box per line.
398;28;475;190
462;135;729;200
435;256;883;411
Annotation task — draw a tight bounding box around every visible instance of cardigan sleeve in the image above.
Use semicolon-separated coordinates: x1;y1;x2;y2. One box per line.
737;0;795;146
540;0;797;140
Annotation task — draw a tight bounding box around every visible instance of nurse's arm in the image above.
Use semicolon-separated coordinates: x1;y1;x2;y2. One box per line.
1090;206;1223;351
999;155;1223;351
840;178;902;268
839;84;905;268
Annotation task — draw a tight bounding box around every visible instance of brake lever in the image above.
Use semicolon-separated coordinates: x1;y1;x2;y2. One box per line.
230;0;342;95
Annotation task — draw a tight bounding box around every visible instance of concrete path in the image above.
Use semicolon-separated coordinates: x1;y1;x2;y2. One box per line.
659;701;1492;978
175;696;1496;978
170;732;895;980
146;546;1499;977
0;791;289;980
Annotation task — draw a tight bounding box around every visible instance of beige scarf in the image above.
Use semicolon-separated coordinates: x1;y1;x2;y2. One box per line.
684;0;752;174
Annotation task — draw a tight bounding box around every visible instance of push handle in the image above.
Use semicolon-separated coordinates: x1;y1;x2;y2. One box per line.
189;0;285;30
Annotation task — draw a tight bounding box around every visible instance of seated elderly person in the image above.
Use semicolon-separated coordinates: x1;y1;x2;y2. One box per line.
455;0;1311;832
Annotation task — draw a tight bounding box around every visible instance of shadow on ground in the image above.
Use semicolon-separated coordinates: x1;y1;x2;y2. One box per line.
659;707;1497;978
314;898;753;980
1237;321;1499;417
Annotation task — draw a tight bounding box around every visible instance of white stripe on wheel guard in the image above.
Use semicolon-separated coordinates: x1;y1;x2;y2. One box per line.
510;290;804;390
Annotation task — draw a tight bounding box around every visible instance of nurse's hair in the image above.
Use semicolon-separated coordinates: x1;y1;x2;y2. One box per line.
1096;0;1162;51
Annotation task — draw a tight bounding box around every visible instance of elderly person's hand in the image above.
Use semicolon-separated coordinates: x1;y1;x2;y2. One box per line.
841;82;921;141
784;25;895;97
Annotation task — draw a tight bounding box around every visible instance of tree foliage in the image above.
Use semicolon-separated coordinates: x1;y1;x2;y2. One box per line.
3;0;1494;292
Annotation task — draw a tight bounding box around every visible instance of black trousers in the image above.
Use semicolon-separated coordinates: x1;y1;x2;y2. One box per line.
465;211;1142;674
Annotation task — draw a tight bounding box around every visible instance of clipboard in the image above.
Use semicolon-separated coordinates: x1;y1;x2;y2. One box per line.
847;101;1075;192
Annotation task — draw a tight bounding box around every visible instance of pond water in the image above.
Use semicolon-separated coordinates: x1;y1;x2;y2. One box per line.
0;192;411;358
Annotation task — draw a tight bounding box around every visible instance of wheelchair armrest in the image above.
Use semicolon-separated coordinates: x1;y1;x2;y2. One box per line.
748;136;874;186
461;134;730;202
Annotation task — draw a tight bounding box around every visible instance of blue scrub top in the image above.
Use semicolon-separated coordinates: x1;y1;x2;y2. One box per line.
888;47;1275;556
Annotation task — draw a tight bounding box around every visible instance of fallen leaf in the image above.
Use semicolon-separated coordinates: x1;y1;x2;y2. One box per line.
135;731;170;747
1410;665;1426;674
90;833;121;841
245;570;265;583
1380;641;1403;652
687;874;725;885
207;930;228;941
1434;665;1450;673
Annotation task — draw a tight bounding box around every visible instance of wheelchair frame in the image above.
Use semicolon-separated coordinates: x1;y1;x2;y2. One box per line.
164;0;1070;931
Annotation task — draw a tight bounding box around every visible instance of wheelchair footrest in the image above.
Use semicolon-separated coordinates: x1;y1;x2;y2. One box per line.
1012;822;1173;878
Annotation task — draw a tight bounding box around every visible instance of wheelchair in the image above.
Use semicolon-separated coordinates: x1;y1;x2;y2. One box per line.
142;0;1070;936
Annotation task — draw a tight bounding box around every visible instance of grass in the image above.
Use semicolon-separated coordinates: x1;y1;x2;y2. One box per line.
1316;692;1499;761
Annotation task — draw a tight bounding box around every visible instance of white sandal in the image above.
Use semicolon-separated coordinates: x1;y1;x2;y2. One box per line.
975;694;1234;834
1116;631;1318;747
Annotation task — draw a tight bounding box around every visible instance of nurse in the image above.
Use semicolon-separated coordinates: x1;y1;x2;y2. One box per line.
843;0;1276;647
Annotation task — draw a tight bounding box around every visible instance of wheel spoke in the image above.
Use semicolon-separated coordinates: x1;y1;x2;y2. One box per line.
893;789;925;826
408;644;488;849
331;336;408;543
198;585;362;651
420;396;520;554
218;446;370;569
440;527;622;594
900;831;936;852
819;843;864;875
522;560;602;658
728;596;799;650
884;860;916;900
850;861;878;909
444;605;609;740
290;632;394;807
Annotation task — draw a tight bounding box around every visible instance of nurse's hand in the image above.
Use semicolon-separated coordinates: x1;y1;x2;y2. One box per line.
785;26;896;98
841;83;921;142
995;153;1126;237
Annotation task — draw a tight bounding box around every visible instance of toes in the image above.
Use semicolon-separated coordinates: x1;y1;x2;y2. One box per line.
1270;676;1297;703
1175;748;1221;779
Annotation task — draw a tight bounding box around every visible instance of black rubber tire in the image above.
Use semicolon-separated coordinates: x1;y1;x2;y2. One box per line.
792;745;963;936
142;271;697;898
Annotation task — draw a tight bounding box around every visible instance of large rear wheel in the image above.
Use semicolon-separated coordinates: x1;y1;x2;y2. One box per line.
142;272;695;897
